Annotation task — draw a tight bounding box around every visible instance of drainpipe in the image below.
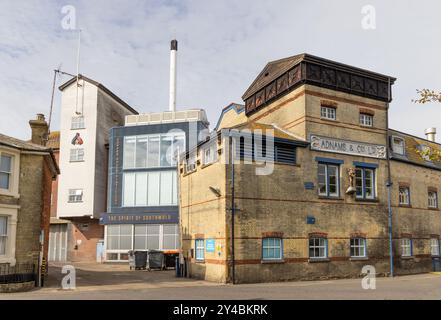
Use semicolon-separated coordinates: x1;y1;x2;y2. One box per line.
230;135;236;284
385;77;394;277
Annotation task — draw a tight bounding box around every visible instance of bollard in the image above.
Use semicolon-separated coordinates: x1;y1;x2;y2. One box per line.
175;256;180;277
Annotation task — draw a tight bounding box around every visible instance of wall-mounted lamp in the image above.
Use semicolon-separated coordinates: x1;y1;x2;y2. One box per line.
209;186;222;197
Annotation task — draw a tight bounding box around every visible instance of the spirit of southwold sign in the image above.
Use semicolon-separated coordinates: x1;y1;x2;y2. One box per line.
310;135;387;159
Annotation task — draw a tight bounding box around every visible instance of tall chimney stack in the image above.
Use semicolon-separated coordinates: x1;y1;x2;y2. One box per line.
169;39;178;112
425;127;437;142
29;113;49;146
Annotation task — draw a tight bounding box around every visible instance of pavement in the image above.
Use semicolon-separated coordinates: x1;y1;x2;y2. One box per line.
1;262;441;300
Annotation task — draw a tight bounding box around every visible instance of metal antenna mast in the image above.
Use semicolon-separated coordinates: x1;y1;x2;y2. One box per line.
75;29;82;115
48;67;76;133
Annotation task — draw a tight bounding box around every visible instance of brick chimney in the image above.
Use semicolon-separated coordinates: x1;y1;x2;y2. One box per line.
29;113;49;146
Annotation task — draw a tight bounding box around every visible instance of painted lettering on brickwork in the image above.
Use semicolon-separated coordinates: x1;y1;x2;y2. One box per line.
310;135;386;159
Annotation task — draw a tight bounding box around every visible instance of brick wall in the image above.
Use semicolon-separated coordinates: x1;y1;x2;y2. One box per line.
15;154;44;265
67;217;103;262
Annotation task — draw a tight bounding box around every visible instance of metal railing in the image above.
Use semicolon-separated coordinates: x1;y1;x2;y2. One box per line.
0;263;36;284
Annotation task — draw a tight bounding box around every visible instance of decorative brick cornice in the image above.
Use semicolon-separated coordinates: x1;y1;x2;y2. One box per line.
320;100;338;108
428;186;438;192
430;234;440;238
262;231;284;238
398;182;410;188
359;108;375;116
350;232;367;238
400;233;412;238
309;232;328;238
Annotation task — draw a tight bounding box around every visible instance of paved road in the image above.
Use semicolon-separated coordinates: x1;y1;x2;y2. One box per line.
1;263;441;300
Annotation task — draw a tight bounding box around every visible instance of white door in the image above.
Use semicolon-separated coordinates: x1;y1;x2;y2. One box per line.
48;224;67;262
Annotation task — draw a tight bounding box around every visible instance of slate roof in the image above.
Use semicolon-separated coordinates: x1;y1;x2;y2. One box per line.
225;121;308;145
214;103;245;131
0;133;51;152
0;133;60;175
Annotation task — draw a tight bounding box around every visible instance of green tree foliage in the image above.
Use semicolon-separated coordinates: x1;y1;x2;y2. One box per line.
413;89;441;162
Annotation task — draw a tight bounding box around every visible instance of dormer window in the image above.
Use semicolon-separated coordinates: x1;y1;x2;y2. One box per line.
391;136;405;155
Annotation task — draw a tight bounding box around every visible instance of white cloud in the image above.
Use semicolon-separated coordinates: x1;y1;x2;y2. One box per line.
0;0;440;140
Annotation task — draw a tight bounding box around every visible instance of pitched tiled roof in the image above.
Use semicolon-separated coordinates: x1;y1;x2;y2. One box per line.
46;131;60;149
389;129;441;169
0;133;51;152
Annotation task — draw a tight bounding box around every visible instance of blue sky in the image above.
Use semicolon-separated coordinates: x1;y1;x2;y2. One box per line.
1;0;441;140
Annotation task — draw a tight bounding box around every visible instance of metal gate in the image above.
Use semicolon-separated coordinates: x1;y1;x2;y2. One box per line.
48;224;67;262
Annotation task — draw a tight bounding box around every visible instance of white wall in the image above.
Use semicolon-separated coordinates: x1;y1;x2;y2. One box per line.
57;79;137;219
57;79;98;218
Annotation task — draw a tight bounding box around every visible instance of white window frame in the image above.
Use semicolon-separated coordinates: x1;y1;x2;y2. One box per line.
359;113;373;127
428;191;438;209
185;153;197;174
399;187;410;205
392;136;405;155
105;224;180;262
431;238;440;256
0;149;19;198
262;238;283;261
350;238;367;258
318;163;339;198
355;167;376;200
0;207;17;265
123;132;186;169
320;106;336;120
71;116;85;130
122;170;177;207
309;237;328;259
69;148;84;162
68;189;83;203
195;239;205;261
401;238;412;257
0;216;7;256
202;143;217;166
0;154;12;191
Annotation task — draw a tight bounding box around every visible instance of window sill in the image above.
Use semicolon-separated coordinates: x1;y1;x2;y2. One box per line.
399;204;412;208
318;196;343;201
68;201;84;204
71;128;85;130
349;257;369;261
401;256;414;260
69;160;85;163
194;259;205;264
359;124;373;128
428;207;439;210
261;259;285;264
0;257;16;265
0;191;20;199
308;258;330;263
320;117;337;122
201;161;217;169
354;198;379;203
182;170;196;177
